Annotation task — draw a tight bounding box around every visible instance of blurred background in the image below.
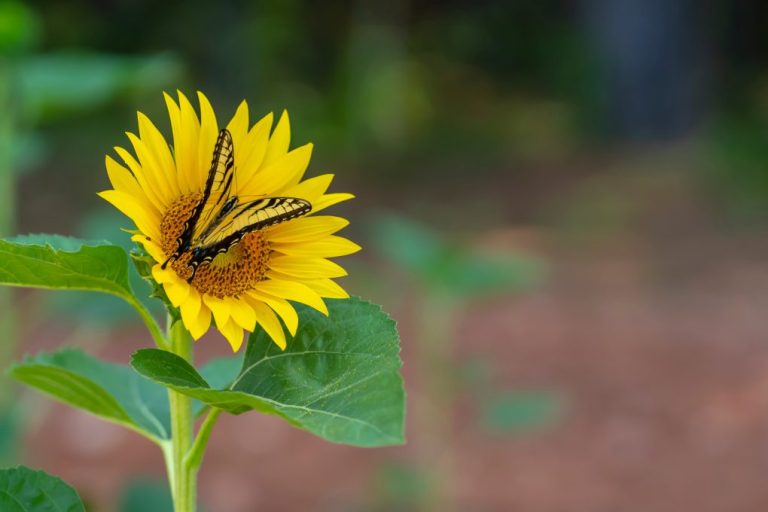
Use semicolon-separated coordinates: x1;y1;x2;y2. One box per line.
2;0;768;510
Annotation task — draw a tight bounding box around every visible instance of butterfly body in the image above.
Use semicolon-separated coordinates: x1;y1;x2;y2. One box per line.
161;129;311;281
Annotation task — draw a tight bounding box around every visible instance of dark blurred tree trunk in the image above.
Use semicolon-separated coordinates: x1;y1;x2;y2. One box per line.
581;0;716;142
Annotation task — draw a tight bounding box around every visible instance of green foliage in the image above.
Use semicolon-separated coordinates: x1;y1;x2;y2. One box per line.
0;466;84;512
707;112;768;221
371;214;545;296
17;52;183;123
0;1;41;55
482;390;563;434
7;348;230;442
0;235;133;298
8;349;171;442
118;478;174;512
0;405;20;463
375;464;431;510
0;234;162;338
48;210;158;325
132;298;405;447
1;234;404;449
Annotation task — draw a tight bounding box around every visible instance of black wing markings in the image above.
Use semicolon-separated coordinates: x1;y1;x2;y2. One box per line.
159;128;313;281
162;128;235;269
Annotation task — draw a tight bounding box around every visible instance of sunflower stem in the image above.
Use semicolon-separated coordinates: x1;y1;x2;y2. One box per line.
167;315;196;512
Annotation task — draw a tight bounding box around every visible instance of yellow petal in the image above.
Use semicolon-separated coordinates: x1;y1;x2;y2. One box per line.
113;146;168;212
126;132;175;207
219;318;245;351
268;256;348;279
312;193;355;213
265;216;349;243
152;264;176;284
164;279;190;308
179;288;205;338
165;92;194;194
254;278;328;316
237;112;273;185
176;91;203;189
262;110;290;168
132;235;166;263
228;296;256;331
250;301;286;349
241;143;313;197
183;299;211;341
203;294;231;329
226;101;250;155
137;111;179;199
272;235;361;258
281;174;334;206
246;291;298;336
196;91;219;186
98;190;161;241
303;278;351;299
181;286;201;318
104;156;159;218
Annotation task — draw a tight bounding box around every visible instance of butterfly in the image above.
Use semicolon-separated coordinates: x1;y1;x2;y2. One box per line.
162;129;312;281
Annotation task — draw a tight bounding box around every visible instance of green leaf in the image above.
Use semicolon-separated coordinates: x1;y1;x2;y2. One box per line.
9;349;171;442
0;235;134;299
132;298;405;447
0;466;84;512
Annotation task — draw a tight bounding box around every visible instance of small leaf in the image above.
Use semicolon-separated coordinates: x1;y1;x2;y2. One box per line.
9;349;171;442
0;466;85;512
132;350;208;389
0;235;133;299
132;298;405;447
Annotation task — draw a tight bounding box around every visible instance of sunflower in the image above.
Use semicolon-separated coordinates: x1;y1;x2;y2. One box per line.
99;91;360;351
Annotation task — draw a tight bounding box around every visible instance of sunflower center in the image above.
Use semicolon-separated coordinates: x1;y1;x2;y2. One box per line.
160;193;270;299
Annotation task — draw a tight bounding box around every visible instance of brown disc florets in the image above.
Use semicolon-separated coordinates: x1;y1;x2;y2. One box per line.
160;194;270;298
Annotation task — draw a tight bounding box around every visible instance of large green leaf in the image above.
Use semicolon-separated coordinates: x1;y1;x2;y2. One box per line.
132;298;405;447
9;349;170;442
0;235;133;299
0;466;84;512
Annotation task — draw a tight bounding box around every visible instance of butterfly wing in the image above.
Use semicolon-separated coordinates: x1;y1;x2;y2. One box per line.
189;197;312;265
167;128;313;274
190;129;237;244
162;128;236;267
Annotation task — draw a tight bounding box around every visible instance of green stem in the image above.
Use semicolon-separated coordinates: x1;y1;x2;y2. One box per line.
184;407;221;472
167;316;195;512
126;294;168;349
